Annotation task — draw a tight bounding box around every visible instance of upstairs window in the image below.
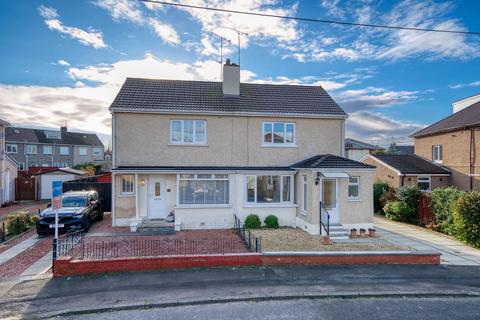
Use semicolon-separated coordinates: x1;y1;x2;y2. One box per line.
262;122;295;146
79;147;88;156
6;144;18;154
43;145;53;155
170;120;206;145
26;144;37;155
59;146;69;155
432;145;442;163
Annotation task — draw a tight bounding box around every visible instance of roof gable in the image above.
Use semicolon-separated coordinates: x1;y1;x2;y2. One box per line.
109;78;347;117
411;101;480;138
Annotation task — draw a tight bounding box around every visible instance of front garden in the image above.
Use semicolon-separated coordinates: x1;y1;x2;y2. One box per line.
374;181;480;248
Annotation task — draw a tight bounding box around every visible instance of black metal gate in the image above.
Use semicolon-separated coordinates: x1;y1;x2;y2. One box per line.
62;181;111;211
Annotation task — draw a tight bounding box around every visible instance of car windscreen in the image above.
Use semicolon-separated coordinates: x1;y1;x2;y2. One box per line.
62;196;88;207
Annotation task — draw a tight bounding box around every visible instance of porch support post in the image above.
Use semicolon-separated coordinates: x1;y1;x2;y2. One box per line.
111;172;116;227
135;173;139;219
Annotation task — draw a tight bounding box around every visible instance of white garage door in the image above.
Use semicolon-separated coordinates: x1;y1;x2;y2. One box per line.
40;174;76;200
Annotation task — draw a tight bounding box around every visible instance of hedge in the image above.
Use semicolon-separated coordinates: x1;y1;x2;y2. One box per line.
395;186;420;223
5;211;37;236
373;181;390;213
431;187;463;235
453;191;480;248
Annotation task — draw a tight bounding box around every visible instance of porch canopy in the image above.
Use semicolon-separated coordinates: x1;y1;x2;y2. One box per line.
290;154;376;172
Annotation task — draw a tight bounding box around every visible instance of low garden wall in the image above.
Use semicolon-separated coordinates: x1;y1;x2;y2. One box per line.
53;251;440;277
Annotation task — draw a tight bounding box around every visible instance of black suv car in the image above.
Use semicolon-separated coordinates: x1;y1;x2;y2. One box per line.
36;191;103;235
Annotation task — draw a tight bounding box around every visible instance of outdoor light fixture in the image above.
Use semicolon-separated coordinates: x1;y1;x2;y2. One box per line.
315;172;321;185
139;179;145;186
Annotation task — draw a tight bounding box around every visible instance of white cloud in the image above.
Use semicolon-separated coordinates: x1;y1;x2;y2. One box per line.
57;59;70;66
95;0;143;23
334;87;418;112
449;80;480;89
38;6;107;49
148;18;180;45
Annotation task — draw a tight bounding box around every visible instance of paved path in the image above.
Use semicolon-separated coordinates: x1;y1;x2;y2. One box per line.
19;250;52;279
374;216;480;265
0;235;41;265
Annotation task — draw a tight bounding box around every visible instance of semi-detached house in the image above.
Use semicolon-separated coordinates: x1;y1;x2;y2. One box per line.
110;61;375;235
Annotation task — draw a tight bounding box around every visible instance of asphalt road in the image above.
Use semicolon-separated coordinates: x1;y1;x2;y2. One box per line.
2;264;480;319
64;297;480;320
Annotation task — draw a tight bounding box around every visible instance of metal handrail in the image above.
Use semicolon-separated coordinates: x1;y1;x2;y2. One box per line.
319;201;330;236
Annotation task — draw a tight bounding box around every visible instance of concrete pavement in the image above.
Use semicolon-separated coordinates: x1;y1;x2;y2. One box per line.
1;264;480;319
0;235;41;264
374;216;480;265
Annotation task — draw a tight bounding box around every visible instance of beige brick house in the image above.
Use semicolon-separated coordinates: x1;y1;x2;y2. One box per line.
109;61;375;237
411;94;480;191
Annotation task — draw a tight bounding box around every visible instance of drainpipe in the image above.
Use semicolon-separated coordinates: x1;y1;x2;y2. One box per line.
470;128;478;191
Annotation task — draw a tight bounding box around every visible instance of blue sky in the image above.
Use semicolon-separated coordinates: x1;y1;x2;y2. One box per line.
1;0;479;146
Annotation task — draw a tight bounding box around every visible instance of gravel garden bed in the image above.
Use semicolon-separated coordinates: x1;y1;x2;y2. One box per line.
250;228;410;252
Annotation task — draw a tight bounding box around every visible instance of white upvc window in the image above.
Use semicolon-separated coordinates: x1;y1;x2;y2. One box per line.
43;145;53;155
18;162;25;170
59;146;69;155
170;120;207;145
121;175;134;194
432;145;442;163
302;175;308;211
6;144;18;154
26;144;37;154
417;176;431;192
262;122;295;146
54;162;68;168
93;147;102;156
79;147;88;156
177;174;229;206
245;175;294;205
348;176;360;199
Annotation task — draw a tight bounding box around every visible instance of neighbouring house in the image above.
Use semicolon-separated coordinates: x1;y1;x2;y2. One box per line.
344;138;383;161
109;60;375;235
30;167;86;200
411;94;480;190
5;126;104;170
1;117;18;204
361;154;450;191
386;144;415;155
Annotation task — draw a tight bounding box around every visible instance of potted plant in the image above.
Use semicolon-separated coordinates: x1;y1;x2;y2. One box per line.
359;228;366;238
322;235;332;245
368;228;376;237
350;228;357;238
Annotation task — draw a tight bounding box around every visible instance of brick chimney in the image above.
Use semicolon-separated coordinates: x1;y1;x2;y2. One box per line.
222;59;240;96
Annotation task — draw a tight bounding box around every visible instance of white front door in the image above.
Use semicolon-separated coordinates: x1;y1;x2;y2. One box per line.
148;177;167;219
322;178;340;224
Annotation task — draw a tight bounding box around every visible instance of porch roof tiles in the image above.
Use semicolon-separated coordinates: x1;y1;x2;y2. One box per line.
290;154;376;169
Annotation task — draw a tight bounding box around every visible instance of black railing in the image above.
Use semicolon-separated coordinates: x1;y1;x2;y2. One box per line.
320;201;330;236
53;230;85;264
55;237;250;260
234;214;262;253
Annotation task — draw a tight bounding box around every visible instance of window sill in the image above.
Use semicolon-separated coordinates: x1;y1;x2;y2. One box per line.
300;210;308;216
261;144;298;148
174;204;231;209
168;143;208;147
348;198;361;202
243;203;297;208
118;193;135;198
433;160;443;164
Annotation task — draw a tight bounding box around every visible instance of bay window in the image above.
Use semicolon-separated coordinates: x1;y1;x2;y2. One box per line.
246;175;294;205
170;120;206;145
178;174;229;205
262;122;295;146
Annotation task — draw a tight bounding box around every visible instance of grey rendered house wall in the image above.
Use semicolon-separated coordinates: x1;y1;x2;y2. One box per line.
6;142;74;168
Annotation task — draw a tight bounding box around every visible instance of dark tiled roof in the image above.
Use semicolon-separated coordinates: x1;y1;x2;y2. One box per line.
109;78;347;117
114;166;295;171
345;138;382;150
5;127;103;147
411;101;480;138
290;154;376;169
371;155;450;175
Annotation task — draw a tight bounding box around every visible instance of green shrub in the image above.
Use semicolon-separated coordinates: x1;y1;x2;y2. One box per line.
453;191;480;247
5;211;36;236
264;215;279;229
383;200;410;222
244;214;261;229
379;189;396;210
431;187;463;235
396;186;420;223
373;181;390;213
